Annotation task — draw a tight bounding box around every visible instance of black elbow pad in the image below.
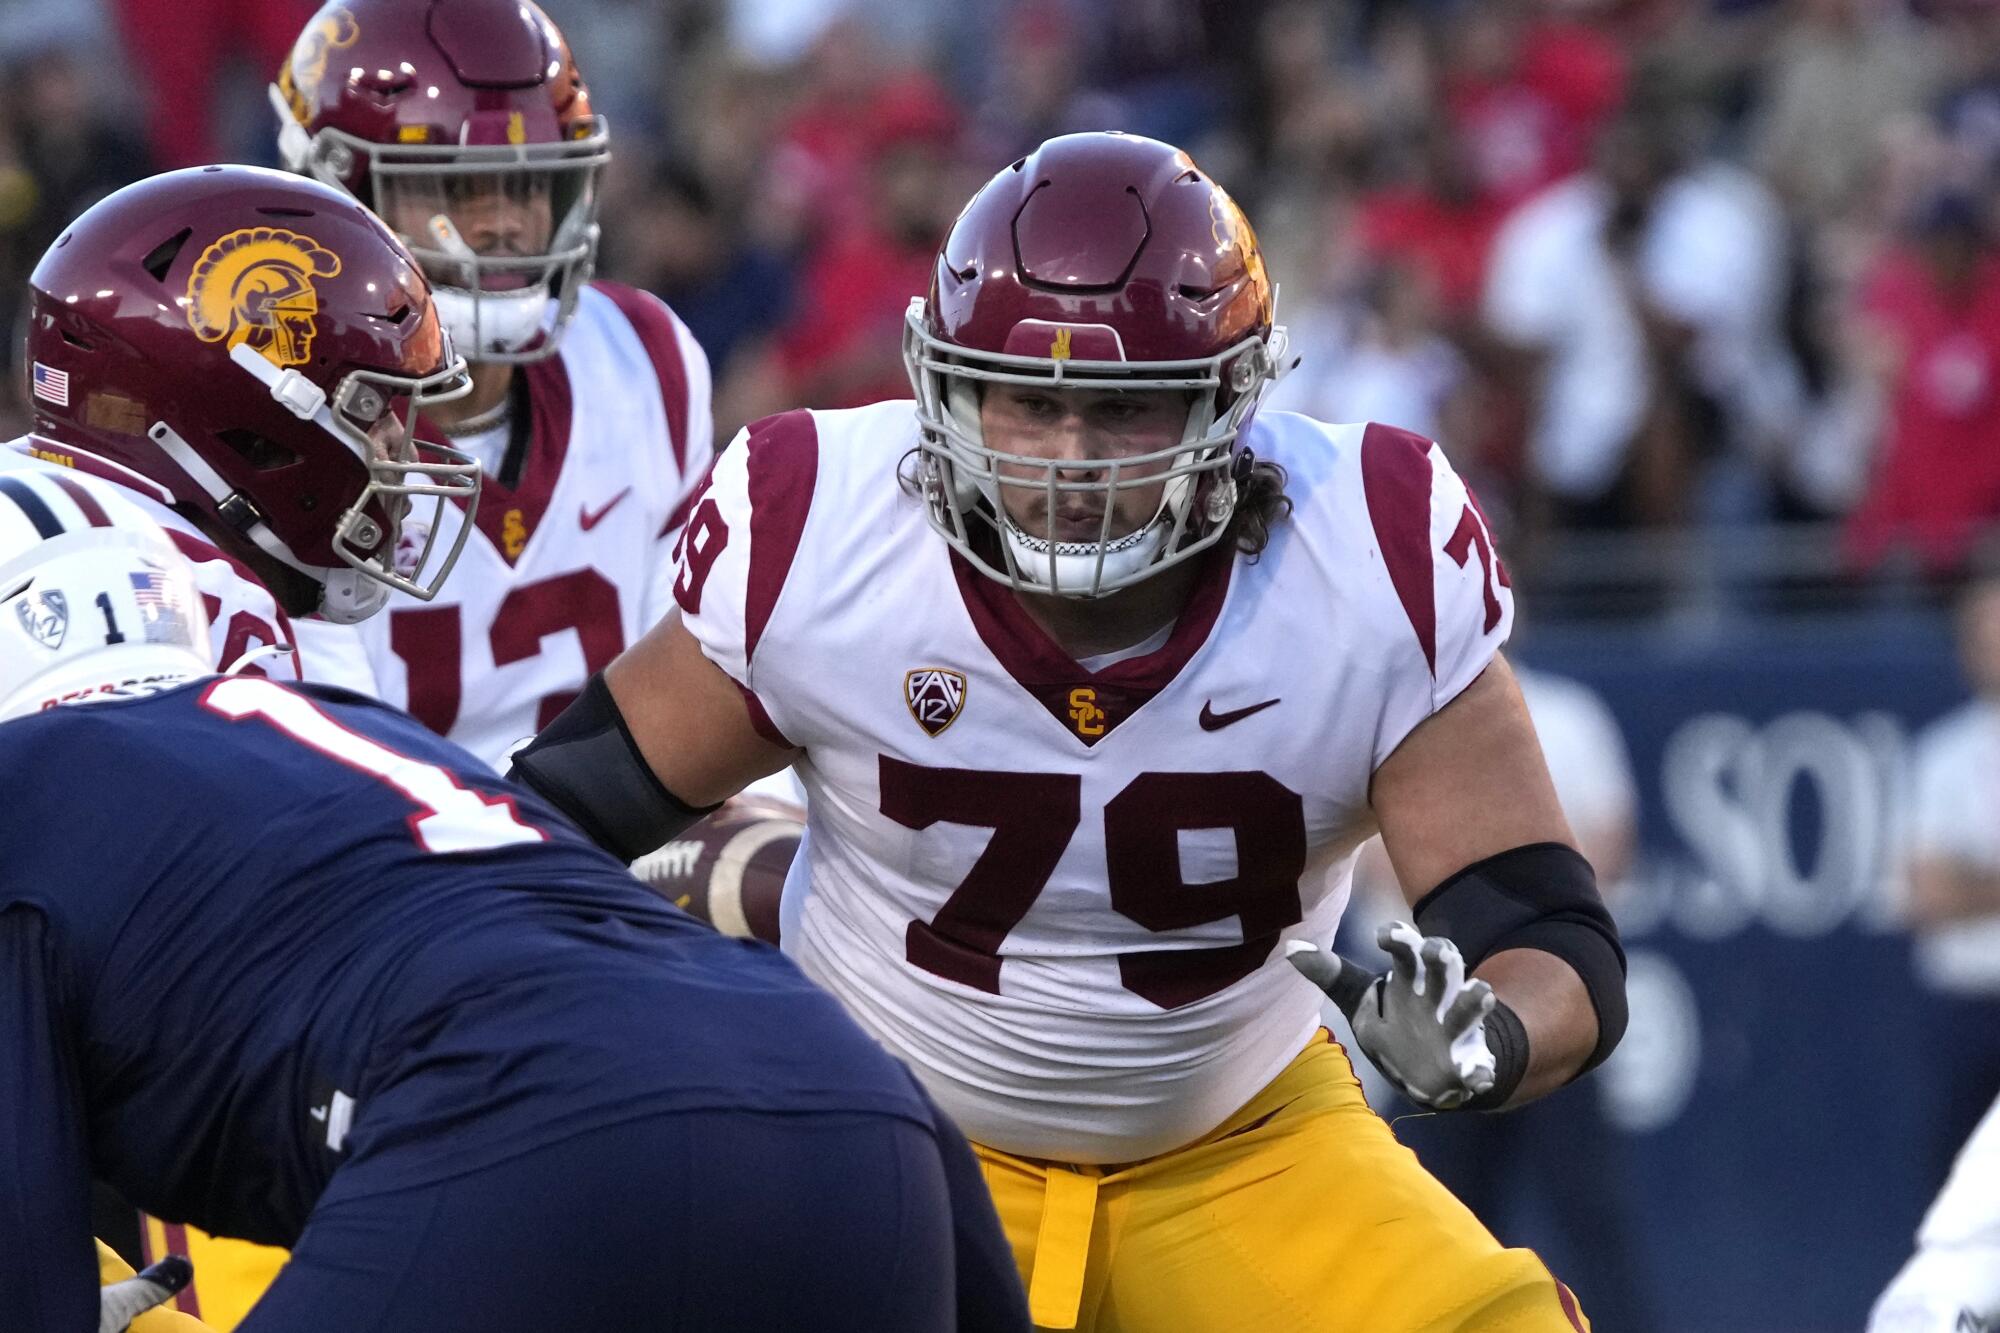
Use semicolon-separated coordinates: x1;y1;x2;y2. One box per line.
1412;842;1628;1073
508;672;717;863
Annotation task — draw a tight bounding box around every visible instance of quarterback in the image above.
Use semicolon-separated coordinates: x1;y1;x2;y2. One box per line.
277;0;716;767
0;493;1027;1333
515;133;1627;1331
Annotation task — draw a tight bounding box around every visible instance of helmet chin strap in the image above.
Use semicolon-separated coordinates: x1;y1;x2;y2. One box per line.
425;214;554;357
147;414;385;625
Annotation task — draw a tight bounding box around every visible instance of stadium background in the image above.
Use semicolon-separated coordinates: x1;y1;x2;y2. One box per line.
19;0;2000;1328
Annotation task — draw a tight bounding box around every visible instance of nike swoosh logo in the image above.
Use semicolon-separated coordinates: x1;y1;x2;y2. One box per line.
579;487;632;531
1199;697;1281;731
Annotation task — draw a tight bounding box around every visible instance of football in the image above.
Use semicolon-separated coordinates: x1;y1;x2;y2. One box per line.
629;794;801;945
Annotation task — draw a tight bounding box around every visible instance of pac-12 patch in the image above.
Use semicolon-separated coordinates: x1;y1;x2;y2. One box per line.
904;667;967;737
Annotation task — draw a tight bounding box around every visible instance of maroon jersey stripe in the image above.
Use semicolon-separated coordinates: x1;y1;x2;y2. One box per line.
50;474;111;526
660;453;718;540
949;541;1233;745
150;1219;203;1316
742;410;818;669
1360;422;1438;677
591;280;693;471
451;353;573;566
735;679;795;749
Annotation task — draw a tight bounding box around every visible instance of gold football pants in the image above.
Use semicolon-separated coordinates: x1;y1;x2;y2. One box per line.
972;1032;1590;1333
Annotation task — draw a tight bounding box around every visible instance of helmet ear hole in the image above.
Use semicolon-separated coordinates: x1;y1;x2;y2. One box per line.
140;227;193;283
217;429;300;472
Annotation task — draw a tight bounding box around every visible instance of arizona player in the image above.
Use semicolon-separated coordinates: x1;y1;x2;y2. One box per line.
0;165;473;688
0;163;477;1328
0;502;1028;1333
515;133;1628;1331
273;0;715;767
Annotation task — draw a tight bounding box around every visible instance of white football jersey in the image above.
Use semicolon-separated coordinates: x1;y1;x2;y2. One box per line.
1;438;304;680
296;281;714;766
677;401;1512;1162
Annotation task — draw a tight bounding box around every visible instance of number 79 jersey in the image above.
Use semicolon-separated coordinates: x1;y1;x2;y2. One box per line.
676;401;1513;1163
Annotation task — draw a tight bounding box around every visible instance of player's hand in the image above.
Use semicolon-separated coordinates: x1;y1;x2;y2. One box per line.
1285;922;1498;1110
97;1245;199;1333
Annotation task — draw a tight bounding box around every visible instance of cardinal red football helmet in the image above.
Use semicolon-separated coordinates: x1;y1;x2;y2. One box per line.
270;0;608;362
26;165;476;623
904;132;1288;597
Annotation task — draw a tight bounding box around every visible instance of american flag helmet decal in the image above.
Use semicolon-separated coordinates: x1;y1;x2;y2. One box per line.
30;362;68;406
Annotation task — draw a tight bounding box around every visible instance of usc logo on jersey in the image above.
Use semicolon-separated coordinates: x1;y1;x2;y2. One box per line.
1067;686;1105;737
186;228;343;369
501;508;529;559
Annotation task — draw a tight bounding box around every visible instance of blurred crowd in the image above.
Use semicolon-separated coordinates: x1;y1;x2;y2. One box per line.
10;0;2000;592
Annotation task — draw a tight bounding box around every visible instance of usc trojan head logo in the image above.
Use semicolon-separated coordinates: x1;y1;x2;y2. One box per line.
186;228;344;368
278;8;359;121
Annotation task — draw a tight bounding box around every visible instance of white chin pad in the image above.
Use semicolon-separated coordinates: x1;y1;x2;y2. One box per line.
424;212;553;356
317;567;390;624
432;285;551;358
1003;518;1167;593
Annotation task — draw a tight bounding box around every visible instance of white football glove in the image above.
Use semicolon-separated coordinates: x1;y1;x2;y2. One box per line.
1286;922;1499;1110
99;1254;193;1332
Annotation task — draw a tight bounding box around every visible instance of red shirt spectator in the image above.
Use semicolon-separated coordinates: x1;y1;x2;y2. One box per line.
775;81;963;409
112;0;316;167
1848;228;2000;574
1356;183;1507;324
1445;10;1627;211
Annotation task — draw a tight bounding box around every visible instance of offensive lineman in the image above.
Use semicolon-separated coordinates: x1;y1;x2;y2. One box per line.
513;132;1627;1330
275;0;717;767
0;485;1028;1333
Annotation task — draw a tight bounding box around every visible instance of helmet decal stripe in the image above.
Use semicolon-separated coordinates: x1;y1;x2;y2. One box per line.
0;475;66;539
51;475;112;528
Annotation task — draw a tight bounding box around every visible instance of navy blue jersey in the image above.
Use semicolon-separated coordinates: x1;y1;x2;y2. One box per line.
0;678;923;1287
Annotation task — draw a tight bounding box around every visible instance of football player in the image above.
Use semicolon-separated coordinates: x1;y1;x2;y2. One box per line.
1;164;474;682
513;133;1628;1330
273;0;717;768
0;162;479;1326
0;486;1028;1333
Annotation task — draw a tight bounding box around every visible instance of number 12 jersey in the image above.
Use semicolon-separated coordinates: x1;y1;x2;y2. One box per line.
298;281;713;767
676;401;1513;1163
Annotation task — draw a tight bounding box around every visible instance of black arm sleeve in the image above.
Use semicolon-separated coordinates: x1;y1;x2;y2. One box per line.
507;672;719;863
0;905;97;1331
1412;842;1628;1074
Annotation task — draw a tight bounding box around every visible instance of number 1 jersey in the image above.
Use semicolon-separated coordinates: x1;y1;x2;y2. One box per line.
297;281;714;766
675;401;1513;1163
